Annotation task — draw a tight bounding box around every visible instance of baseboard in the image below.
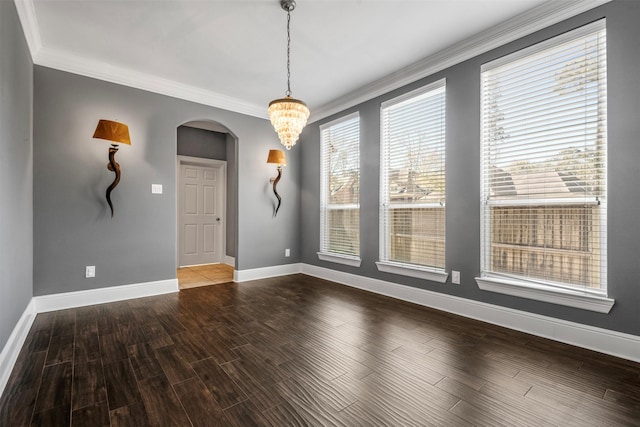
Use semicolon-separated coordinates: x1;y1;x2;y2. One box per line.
301;263;640;363
33;279;179;313
234;263;302;282
0;300;36;399
224;256;235;267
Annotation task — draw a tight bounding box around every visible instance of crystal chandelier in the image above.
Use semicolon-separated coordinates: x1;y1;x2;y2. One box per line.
268;0;309;150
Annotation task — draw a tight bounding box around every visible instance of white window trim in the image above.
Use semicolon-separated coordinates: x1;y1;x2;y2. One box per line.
376;261;448;283
479;20;609;305
379;79;447;273
317;252;362;267
319;111;361;262
475;275;614;313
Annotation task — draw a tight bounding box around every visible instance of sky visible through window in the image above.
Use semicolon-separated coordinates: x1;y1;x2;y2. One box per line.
483;30;606;193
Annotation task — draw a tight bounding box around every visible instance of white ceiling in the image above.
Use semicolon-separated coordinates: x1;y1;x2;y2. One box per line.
18;0;608;122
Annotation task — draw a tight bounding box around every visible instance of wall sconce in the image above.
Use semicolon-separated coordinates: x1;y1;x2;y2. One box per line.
92;119;131;217
267;149;286;216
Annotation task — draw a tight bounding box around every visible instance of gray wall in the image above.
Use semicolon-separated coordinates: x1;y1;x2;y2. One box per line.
177;125;227;160
226;133;237;259
177;125;236;259
0;1;33;351
300;1;640;337
34;67;300;296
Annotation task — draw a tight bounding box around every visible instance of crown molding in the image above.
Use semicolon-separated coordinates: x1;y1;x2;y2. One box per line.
34;48;267;119
309;0;611;123
13;0;42;59
14;0;266;118
15;0;610;123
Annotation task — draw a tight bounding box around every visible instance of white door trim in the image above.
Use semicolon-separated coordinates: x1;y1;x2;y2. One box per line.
176;155;227;268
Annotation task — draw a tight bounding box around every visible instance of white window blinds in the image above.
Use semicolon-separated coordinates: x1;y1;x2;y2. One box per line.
380;80;446;271
480;20;607;293
320;113;360;259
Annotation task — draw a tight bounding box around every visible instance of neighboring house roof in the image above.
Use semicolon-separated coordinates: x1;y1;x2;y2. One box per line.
329;173;359;205
490;166;588;199
386;168;444;203
389;187;444;203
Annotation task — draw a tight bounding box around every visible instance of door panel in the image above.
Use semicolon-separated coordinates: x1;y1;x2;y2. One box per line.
185;167;198;179
203;186;216;215
185;225;198;254
203;224;215;253
185;184;198;214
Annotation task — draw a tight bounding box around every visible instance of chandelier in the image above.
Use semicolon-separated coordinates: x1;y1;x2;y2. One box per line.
268;0;309;150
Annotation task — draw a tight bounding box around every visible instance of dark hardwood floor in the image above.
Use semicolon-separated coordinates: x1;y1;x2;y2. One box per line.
1;274;639;426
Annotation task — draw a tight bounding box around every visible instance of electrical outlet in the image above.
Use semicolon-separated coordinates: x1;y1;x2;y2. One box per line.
85;265;95;278
285;248;290;257
452;270;460;285
151;184;163;194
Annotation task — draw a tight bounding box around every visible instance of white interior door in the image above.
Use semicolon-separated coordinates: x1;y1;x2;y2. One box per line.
178;159;225;267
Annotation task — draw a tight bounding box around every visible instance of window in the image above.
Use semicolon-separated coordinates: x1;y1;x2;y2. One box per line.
378;80;447;282
318;112;361;266
478;20;612;311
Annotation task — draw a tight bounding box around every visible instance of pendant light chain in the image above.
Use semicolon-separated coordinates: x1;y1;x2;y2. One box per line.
286;9;291;97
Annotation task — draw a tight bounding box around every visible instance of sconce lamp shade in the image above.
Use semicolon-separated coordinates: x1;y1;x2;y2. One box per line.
267;149;287;166
93;119;131;145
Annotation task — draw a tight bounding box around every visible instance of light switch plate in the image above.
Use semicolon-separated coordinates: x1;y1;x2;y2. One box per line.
86;265;95;278
151;184;163;194
452;270;460;285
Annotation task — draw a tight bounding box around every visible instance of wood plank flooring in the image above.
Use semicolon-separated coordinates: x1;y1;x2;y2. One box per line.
1;273;639;426
177;264;234;290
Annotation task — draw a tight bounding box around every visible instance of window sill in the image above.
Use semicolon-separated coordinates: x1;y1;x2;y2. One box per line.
376;262;448;283
317;252;361;267
475;276;614;313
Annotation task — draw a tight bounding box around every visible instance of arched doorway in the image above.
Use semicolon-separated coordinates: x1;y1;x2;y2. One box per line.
175;120;237;289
